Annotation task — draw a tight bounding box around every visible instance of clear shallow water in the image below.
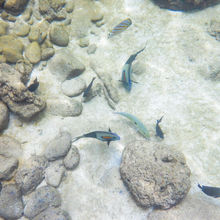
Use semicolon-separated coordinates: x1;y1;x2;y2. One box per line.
4;0;220;219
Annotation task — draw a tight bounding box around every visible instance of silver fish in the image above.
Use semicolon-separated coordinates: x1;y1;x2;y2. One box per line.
108;18;132;38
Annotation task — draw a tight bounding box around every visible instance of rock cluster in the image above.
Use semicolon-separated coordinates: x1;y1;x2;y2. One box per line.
120;141;191;209
152;0;220;11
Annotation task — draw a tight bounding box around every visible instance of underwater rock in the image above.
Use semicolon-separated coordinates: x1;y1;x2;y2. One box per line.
208;20;220;41
39;0;66;22
0;35;24;63
0;155;18;180
25;41;41;64
63;144;80;170
15;58;33;84
79;38;89;48
48;49;85;81
0;101;9;132
4;0;29;15
0;21;9;36
24;185;61;218
14;20;30;37
87;44;97;54
22;7;32;21
33;207;71;220
0;135;22;158
49;24;69;47
120;141;191;209
15;155;48;195
90;61;120;103
44;131;72;161
47;97;83;117
1;10;16;22
0;63;46;120
152;0;220;11
65;1;74;13
45;160;65;187
61;78;86;97
0;184;24;219
148;194;220;220
41;48;55;61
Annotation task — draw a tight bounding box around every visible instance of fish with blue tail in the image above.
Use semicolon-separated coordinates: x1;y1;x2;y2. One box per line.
198;184;220;198
108;18;132;39
114;112;150;139
120;47;145;91
83;77;96;97
72;128;120;146
155;116;164;139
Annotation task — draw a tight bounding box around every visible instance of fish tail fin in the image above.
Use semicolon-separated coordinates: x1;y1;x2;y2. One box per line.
72;135;84;143
198;184;202;189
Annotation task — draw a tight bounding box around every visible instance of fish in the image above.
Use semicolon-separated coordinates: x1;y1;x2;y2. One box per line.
72;128;120;146
198;184;220;198
83;77;96;97
108;18;132;39
27;77;39;92
115;112;150;139
120;47;145;91
155;116;164;139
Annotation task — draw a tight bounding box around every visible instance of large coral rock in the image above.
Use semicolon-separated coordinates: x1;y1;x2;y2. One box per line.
0;35;24;63
4;0;29;15
0;63;46;120
120;141;191;209
152;0;220;11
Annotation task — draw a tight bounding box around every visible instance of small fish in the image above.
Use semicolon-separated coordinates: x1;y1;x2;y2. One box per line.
115;112;150;139
108;18;132;38
156;116;164;139
198;184;220;198
120;47;145;91
72;128;120;146
83;77;96;97
27;77;39;92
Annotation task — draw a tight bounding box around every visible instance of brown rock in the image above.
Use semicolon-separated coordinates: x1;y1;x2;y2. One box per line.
0;101;9;132
4;0;29;15
25;41;41;64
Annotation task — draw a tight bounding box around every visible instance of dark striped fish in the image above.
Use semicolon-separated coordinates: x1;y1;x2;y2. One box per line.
198;184;220;198
108;18;132;38
83;77;96;97
27;77;39;92
156;116;164;139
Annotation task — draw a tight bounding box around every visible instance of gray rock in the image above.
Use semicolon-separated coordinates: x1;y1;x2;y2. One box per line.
0;155;18;180
208;20;220;41
61;78;86;97
41;48;55;61
0;184;24;219
49;24;69;46
87;44;97;54
33;207;71;220
15;156;48;195
39;0;66;22
44;131;72;161
120;141;191;209
0;101;9;132
25;41;41;64
24;185;61;219
47;98;83;117
0;135;22;158
63;145;80;170
79;38;89;48
48;49;85;82
45;161;65;187
0;63;46;120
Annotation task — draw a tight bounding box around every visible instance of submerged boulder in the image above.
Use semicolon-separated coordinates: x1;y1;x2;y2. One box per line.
120;141;191;209
152;0;220;11
4;0;30;15
0;63;46;120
